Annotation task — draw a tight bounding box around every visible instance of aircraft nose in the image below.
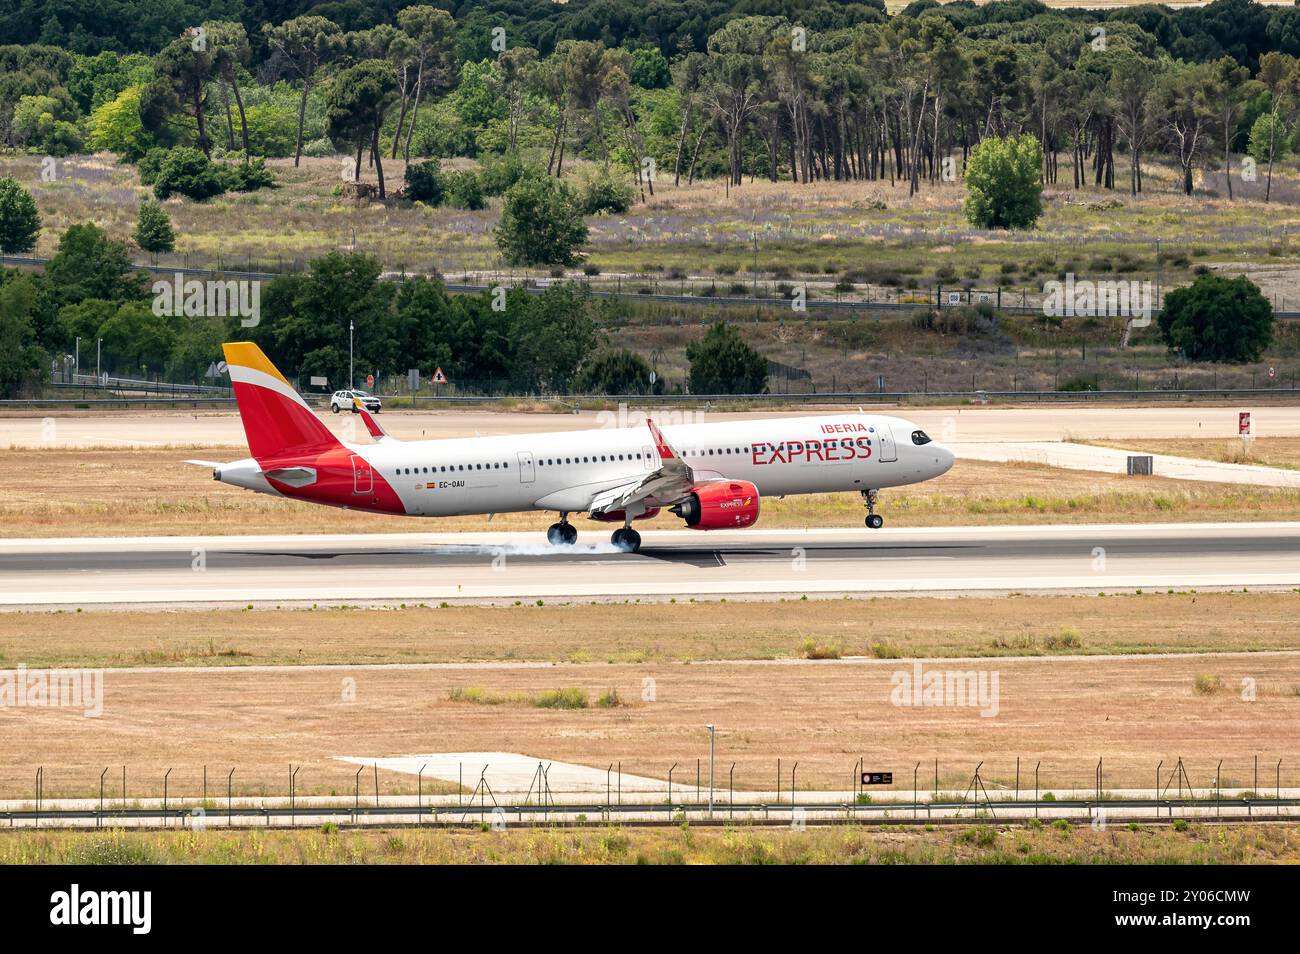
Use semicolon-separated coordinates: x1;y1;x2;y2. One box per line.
935;444;955;476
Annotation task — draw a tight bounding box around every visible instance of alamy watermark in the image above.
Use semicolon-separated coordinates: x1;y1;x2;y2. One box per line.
0;664;103;717
1042;274;1153;328
152;274;261;328
890;662;999;718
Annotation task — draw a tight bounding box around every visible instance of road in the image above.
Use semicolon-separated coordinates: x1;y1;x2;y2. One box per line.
4;404;1300;449
3;523;1298;607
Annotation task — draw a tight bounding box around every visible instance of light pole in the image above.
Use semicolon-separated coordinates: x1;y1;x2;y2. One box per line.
74;337;80;380
706;724;715;816
96;338;102;381
349;320;354;388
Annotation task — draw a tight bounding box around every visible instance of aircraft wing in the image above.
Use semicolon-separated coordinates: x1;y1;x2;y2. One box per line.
588;419;697;516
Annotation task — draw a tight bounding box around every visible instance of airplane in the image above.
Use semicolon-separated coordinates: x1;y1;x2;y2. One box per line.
188;342;955;552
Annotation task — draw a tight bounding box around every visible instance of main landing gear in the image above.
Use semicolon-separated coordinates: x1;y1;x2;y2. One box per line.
611;526;642;553
862;489;884;529
546;513;578;546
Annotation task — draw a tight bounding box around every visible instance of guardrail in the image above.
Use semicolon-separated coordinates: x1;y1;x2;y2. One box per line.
6;795;1296;831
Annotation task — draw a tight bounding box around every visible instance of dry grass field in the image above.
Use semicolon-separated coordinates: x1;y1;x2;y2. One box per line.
9;150;1300;299
3;823;1298;864
4;447;1300;538
4;591;1299;669
2;649;1296;798
1088;437;1300;471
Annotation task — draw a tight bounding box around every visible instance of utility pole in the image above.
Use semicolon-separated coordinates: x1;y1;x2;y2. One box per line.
349;320;354;388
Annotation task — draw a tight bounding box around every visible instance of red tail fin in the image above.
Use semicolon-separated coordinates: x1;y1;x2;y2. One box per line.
222;342;341;459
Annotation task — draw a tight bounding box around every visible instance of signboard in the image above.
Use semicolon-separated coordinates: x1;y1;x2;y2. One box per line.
432;367;448;384
1268;367;1276;379
310;376;328;387
407;368;420;391
947;291;962;305
204;360;228;379
366;373;374;389
1239;411;1252;437
861;772;894;786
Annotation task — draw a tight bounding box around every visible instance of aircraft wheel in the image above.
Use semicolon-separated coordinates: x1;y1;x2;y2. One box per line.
547;523;566;545
561;522;578;545
612;528;641;552
866;514;884;529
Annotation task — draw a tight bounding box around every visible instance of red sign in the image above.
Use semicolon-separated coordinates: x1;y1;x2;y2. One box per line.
1269;367;1276;379
432;367;448;384
366;373;374;388
1239;412;1252;436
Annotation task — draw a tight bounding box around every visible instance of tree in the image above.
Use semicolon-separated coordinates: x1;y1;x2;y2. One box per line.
262;16;343;167
574;349;658;394
326;60;398;197
1255;51;1300;201
45;223;147;306
1155;60;1217;196
495;175;587;266
85;85;154;160
134;200;175;253
1248;111;1291;165
393;5;457;161
0;273;44;397
206;20;252;162
1157;273;1273;362
686;322;768;394
143;32;217;158
962;133;1043;229
0;177;41;253
1206;56;1254;198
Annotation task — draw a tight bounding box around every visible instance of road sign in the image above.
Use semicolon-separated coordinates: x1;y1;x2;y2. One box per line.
366;373;374;389
1269;366;1276;379
1239;411;1253;438
861;772;894;786
432;367;448;384
947;291;962;305
310;376;328;387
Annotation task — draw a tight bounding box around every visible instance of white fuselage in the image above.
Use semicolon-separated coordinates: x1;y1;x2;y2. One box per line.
230;412;953;518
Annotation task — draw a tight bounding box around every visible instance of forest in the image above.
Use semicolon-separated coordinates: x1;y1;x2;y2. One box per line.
1;0;1298;396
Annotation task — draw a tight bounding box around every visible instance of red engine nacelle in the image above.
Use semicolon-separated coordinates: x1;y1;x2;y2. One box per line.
670;481;760;530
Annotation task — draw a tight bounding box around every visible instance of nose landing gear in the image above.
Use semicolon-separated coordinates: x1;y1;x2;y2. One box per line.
546;513;578;546
862;489;884;529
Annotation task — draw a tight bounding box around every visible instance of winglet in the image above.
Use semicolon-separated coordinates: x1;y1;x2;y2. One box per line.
646;418;677;460
353;396;391;441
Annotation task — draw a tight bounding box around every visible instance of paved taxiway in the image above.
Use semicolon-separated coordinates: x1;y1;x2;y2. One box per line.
2;523;1298;607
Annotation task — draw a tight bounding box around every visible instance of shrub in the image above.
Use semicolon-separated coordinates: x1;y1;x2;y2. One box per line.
1158;273;1273;363
404;159;444;204
443;169;485;209
136;147;168;186
581;172;633;215
219;156;277;193
496;175;588;266
478;152;535;196
535;687;588;709
153;147;224;201
133;199;175;253
799;638;842;660
963;133;1044;229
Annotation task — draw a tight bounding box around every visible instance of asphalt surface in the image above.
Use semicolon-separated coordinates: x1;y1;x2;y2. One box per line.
3;523;1298;607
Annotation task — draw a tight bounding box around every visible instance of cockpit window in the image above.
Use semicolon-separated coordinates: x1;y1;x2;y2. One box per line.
911;430;932;445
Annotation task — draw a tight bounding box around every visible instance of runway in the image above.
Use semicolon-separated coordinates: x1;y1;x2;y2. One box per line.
3;522;1299;607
